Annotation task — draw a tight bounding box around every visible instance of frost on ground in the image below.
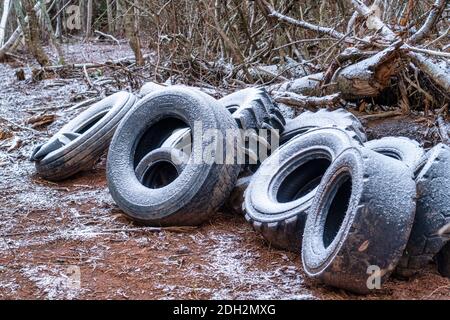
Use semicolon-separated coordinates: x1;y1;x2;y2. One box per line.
21;265;83;300
1;45;449;300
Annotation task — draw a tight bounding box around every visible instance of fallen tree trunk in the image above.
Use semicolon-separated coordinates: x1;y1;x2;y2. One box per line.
269;44;401;100
408;52;450;93
331;43;402;99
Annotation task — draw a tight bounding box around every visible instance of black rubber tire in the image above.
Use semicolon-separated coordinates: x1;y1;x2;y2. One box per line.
364;137;424;170
139;82;165;97
30;92;137;181
396;143;450;277
243;127;361;252
219;87;286;132
107;86;241;226
302;147;416;294
135;147;189;188
220;87;286;172
436;241;450;278
281;109;367;144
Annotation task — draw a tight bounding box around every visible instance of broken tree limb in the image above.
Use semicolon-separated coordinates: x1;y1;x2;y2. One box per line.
270;43;402;100
268;72;324;97
408;0;447;45
404;44;450;59
348;0;397;41
330;41;403;99
408;52;450;93
94;30;121;45
273;91;341;108
437;114;450;146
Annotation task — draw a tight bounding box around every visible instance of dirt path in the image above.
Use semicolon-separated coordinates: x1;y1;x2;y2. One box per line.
0;44;449;300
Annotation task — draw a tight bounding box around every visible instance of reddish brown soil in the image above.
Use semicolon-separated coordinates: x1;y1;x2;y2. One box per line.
0;44;449;300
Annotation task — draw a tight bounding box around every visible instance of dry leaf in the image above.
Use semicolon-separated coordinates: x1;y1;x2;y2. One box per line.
26;114;56;128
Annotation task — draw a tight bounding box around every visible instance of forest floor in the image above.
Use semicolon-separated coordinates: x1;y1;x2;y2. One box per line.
0;43;449;300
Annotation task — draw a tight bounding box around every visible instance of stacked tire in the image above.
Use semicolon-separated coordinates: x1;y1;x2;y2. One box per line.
243;109;450;293
30;82;450;294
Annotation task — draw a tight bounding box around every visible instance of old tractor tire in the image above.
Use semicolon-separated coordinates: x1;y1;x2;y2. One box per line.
107;86;241;226
243;127;360;252
302;147;416;294
365;137;424;170
30;92;137;181
220;87;286;173
281;109;367;144
219;87;286;132
396;144;450;277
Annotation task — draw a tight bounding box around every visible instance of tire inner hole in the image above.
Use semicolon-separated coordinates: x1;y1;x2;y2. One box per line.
277;157;331;203
75;110;109;135
323;175;352;248
141;161;179;189
134;117;191;168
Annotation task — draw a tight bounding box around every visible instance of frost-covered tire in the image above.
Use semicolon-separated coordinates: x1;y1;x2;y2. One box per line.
219;87;286;132
302;147;416;294
220;87;286;172
243;127;360;252
107;86;241;226
135;147;189;188
436;241;450;278
30;92;137;181
139;82;165;97
365;137;424;170
224;175;252;215
281;109;367;144
396;144;450;277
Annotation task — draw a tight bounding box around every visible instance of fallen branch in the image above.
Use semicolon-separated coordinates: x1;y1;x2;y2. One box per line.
273;91;341;108
437;114;450;146
408;0;447;45
263;0;348;41
404;44;450;59
94;30;121;46
348;0;397;41
0;116;40;133
360;110;403;120
408;52;450;93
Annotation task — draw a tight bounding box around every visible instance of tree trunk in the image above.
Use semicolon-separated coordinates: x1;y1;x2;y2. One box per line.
122;0;144;66
106;0;114;34
0;0;12;46
55;0;63;39
41;1;65;65
85;0;93;39
115;0;123;36
20;0;49;66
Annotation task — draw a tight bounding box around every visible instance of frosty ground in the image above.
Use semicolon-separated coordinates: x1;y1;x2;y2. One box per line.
0;44;449;300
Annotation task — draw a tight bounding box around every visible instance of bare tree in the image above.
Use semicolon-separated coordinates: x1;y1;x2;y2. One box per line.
18;0;49;66
0;0;12;46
